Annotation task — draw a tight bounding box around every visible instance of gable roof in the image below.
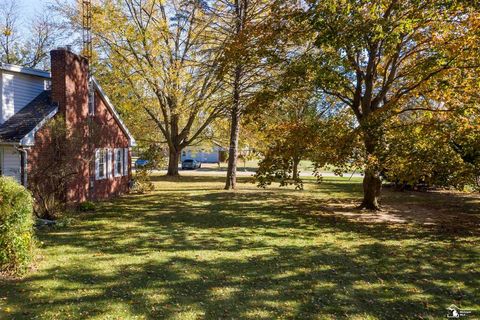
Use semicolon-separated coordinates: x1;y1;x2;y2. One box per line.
0;63;136;147
0;90;58;145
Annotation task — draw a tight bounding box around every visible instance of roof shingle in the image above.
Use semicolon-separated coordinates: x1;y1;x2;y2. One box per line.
0;90;56;143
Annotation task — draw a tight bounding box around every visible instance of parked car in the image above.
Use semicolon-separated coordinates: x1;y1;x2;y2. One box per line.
182;159;201;170
135;159;149;168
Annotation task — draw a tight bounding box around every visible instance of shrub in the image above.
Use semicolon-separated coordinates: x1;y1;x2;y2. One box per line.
137;143;166;170
0;177;35;275
132;168;155;194
78;201;96;212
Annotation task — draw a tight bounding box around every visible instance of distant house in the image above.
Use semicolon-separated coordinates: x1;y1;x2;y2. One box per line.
0;48;136;202
181;144;226;164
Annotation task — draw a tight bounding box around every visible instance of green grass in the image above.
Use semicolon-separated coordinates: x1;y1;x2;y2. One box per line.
207;160;336;173
198;160;314;172
0;175;479;319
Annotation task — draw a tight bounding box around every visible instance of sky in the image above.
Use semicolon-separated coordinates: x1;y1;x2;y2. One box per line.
22;0;50;19
20;0;72;22
15;0;74;38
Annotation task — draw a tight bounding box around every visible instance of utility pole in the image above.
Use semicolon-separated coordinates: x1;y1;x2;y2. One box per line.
82;0;95;115
82;0;93;62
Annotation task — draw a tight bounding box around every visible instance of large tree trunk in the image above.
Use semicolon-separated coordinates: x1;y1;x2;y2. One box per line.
359;133;382;210
166;112;181;177
360;169;382;210
292;156;300;180
225;108;240;190
225;64;242;190
167;146;181;177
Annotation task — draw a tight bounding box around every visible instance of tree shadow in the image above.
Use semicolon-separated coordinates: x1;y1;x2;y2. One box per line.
1;176;478;319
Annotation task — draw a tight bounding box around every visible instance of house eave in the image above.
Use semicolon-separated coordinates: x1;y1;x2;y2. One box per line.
19;107;58;146
0;63;51;79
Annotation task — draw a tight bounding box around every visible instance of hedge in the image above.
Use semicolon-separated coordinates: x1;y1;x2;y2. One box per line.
0;177;35;274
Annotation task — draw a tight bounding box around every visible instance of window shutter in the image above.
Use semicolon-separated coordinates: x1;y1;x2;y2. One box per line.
123;148;129;176
95;149;100;180
107;149;112;178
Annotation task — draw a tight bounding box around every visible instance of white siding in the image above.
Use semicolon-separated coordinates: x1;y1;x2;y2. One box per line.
0;146;21;183
1;70;47;124
181;147;220;163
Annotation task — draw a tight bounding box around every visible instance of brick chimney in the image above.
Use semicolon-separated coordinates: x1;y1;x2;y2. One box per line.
50;48;89;125
50;48;91;203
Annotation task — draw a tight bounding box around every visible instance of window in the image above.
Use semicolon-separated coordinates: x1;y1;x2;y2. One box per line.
107;149;113;178
114;148;123;177
95;148;107;180
123;148;129;176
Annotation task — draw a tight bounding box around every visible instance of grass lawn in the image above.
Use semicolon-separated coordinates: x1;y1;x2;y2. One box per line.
1;174;479;319
201;160;334;174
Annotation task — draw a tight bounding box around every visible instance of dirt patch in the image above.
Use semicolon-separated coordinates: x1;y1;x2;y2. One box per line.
317;190;480;229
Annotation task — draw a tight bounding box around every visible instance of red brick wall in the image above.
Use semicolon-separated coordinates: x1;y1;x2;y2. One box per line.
27;49;131;203
91;89;131;199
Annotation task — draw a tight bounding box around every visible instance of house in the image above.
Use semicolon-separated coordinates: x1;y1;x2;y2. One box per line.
181;143;226;164
0;48;136;202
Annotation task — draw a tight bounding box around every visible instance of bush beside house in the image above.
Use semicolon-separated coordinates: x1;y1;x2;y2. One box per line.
0;177;35;275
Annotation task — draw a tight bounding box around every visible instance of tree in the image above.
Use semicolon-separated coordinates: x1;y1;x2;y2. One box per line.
0;0;58;68
207;0;278;190
382;70;480;191
0;0;18;64
80;0;227;176
300;0;479;209
253;88;362;190
254;89;319;188
29;117;99;219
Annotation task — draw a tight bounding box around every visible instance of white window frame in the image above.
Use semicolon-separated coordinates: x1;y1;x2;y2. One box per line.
95;148;107;180
114;148;123;177
123;148;129;176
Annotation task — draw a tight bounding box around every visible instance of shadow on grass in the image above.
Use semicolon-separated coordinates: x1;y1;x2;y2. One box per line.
382;186;480;216
1;175;478;319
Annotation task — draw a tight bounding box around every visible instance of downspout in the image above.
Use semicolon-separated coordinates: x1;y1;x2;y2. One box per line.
16;146;28;187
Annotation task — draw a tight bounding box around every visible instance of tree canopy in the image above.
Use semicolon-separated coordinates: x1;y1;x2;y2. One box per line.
288;0;480;208
53;0;480;208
